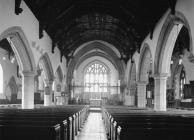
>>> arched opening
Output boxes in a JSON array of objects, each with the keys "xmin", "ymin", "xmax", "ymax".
[
  {"xmin": 37, "ymin": 53, "xmax": 54, "ymax": 106},
  {"xmin": 154, "ymin": 12, "xmax": 192, "ymax": 111},
  {"xmin": 167, "ymin": 26, "xmax": 191, "ymax": 108},
  {"xmin": 67, "ymin": 41, "xmax": 124, "ymax": 102},
  {"xmin": 0, "ymin": 38, "xmax": 21, "ymax": 104},
  {"xmin": 0, "ymin": 27, "xmax": 36, "ymax": 109},
  {"xmin": 138, "ymin": 44, "xmax": 153, "ymax": 108},
  {"xmin": 126, "ymin": 62, "xmax": 137, "ymax": 106},
  {"xmin": 54, "ymin": 66, "xmax": 65, "ymax": 105},
  {"xmin": 0, "ymin": 64, "xmax": 3, "ymax": 94}
]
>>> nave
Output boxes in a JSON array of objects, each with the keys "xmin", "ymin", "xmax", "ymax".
[
  {"xmin": 75, "ymin": 108, "xmax": 107, "ymax": 140},
  {"xmin": 1, "ymin": 104, "xmax": 194, "ymax": 140}
]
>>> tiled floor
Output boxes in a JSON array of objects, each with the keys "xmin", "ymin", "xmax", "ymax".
[{"xmin": 75, "ymin": 112, "xmax": 108, "ymax": 140}]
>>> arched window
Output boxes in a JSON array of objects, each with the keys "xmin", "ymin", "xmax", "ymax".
[
  {"xmin": 84, "ymin": 63, "xmax": 109, "ymax": 93},
  {"xmin": 180, "ymin": 67, "xmax": 186, "ymax": 98},
  {"xmin": 0, "ymin": 64, "xmax": 3, "ymax": 93}
]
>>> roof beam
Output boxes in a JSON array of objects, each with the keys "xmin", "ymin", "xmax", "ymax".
[{"xmin": 15, "ymin": 0, "xmax": 23, "ymax": 15}]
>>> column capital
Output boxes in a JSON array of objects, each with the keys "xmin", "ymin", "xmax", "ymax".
[
  {"xmin": 137, "ymin": 81, "xmax": 147, "ymax": 85},
  {"xmin": 22, "ymin": 70, "xmax": 36, "ymax": 77},
  {"xmin": 44, "ymin": 79, "xmax": 54, "ymax": 86},
  {"xmin": 154, "ymin": 73, "xmax": 169, "ymax": 80}
]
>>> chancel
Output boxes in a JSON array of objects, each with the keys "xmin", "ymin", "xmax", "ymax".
[{"xmin": 1, "ymin": 0, "xmax": 194, "ymax": 140}]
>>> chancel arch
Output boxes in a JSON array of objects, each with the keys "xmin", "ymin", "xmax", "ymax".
[
  {"xmin": 0, "ymin": 26, "xmax": 36, "ymax": 109},
  {"xmin": 72, "ymin": 55, "xmax": 119, "ymax": 105},
  {"xmin": 67, "ymin": 41, "xmax": 125, "ymax": 99}
]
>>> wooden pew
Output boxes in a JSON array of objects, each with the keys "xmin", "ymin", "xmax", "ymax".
[
  {"xmin": 0, "ymin": 105, "xmax": 89, "ymax": 140},
  {"xmin": 0, "ymin": 123, "xmax": 60, "ymax": 140},
  {"xmin": 102, "ymin": 106, "xmax": 194, "ymax": 140}
]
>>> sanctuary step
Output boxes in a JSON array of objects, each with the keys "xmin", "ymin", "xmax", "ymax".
[{"xmin": 89, "ymin": 107, "xmax": 101, "ymax": 112}]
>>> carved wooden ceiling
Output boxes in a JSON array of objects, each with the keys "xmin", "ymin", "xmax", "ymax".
[{"xmin": 22, "ymin": 0, "xmax": 176, "ymax": 63}]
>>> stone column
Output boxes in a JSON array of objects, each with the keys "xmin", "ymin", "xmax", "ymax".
[
  {"xmin": 154, "ymin": 73, "xmax": 168, "ymax": 111},
  {"xmin": 44, "ymin": 80, "xmax": 53, "ymax": 106},
  {"xmin": 137, "ymin": 81, "xmax": 147, "ymax": 108},
  {"xmin": 22, "ymin": 70, "xmax": 35, "ymax": 109}
]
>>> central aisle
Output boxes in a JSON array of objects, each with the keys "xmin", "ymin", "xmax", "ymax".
[{"xmin": 75, "ymin": 111, "xmax": 108, "ymax": 140}]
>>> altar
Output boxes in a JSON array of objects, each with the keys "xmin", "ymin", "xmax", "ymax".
[{"xmin": 90, "ymin": 99, "xmax": 102, "ymax": 107}]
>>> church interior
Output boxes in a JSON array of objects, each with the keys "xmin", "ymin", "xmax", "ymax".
[{"xmin": 1, "ymin": 0, "xmax": 194, "ymax": 140}]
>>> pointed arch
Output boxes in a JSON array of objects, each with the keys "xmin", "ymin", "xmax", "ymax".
[
  {"xmin": 84, "ymin": 60, "xmax": 110, "ymax": 94},
  {"xmin": 138, "ymin": 43, "xmax": 153, "ymax": 82},
  {"xmin": 0, "ymin": 64, "xmax": 3, "ymax": 93},
  {"xmin": 129, "ymin": 62, "xmax": 136, "ymax": 87},
  {"xmin": 55, "ymin": 66, "xmax": 63, "ymax": 83},
  {"xmin": 154, "ymin": 12, "xmax": 193, "ymax": 75},
  {"xmin": 38, "ymin": 53, "xmax": 54, "ymax": 81},
  {"xmin": 128, "ymin": 62, "xmax": 137, "ymax": 96},
  {"xmin": 0, "ymin": 26, "xmax": 36, "ymax": 72},
  {"xmin": 67, "ymin": 41, "xmax": 125, "ymax": 94}
]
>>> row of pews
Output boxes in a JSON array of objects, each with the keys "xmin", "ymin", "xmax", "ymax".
[
  {"xmin": 102, "ymin": 106, "xmax": 194, "ymax": 140},
  {"xmin": 0, "ymin": 105, "xmax": 89, "ymax": 140}
]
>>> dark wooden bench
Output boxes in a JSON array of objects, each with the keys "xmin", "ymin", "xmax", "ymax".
[
  {"xmin": 102, "ymin": 106, "xmax": 194, "ymax": 140},
  {"xmin": 0, "ymin": 124, "xmax": 60, "ymax": 140},
  {"xmin": 0, "ymin": 105, "xmax": 89, "ymax": 140}
]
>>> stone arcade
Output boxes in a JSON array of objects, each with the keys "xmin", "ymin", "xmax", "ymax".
[{"xmin": 1, "ymin": 0, "xmax": 194, "ymax": 140}]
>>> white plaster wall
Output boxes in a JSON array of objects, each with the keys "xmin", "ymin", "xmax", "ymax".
[
  {"xmin": 0, "ymin": 0, "xmax": 66, "ymax": 84},
  {"xmin": 125, "ymin": 59, "xmax": 132, "ymax": 86},
  {"xmin": 135, "ymin": 0, "xmax": 194, "ymax": 87},
  {"xmin": 73, "ymin": 40, "xmax": 121, "ymax": 58},
  {"xmin": 137, "ymin": 11, "xmax": 169, "ymax": 77},
  {"xmin": 133, "ymin": 51, "xmax": 140, "ymax": 80},
  {"xmin": 176, "ymin": 0, "xmax": 194, "ymax": 54},
  {"xmin": 0, "ymin": 48, "xmax": 21, "ymax": 99}
]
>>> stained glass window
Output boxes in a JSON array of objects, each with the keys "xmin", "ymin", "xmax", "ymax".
[
  {"xmin": 180, "ymin": 67, "xmax": 186, "ymax": 98},
  {"xmin": 84, "ymin": 63, "xmax": 108, "ymax": 92}
]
